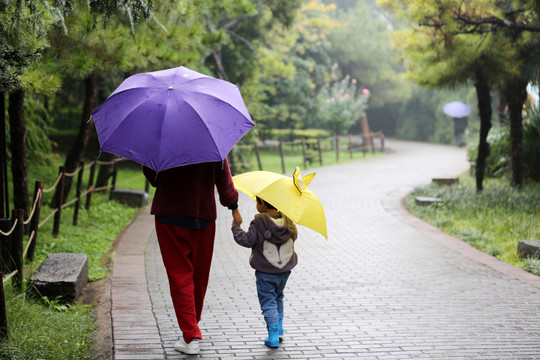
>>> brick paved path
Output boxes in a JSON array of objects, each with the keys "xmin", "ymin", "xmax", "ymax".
[{"xmin": 112, "ymin": 139, "xmax": 540, "ymax": 359}]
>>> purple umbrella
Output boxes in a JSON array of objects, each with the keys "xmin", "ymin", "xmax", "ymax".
[
  {"xmin": 92, "ymin": 66, "xmax": 254, "ymax": 172},
  {"xmin": 443, "ymin": 101, "xmax": 471, "ymax": 118}
]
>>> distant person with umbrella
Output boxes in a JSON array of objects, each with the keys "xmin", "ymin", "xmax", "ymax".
[
  {"xmin": 443, "ymin": 101, "xmax": 471, "ymax": 147},
  {"xmin": 92, "ymin": 66, "xmax": 254, "ymax": 355}
]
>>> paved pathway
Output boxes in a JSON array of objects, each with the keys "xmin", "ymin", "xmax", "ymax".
[{"xmin": 111, "ymin": 139, "xmax": 540, "ymax": 359}]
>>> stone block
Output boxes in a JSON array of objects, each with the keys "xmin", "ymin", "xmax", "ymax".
[
  {"xmin": 110, "ymin": 189, "xmax": 148, "ymax": 208},
  {"xmin": 432, "ymin": 177, "xmax": 459, "ymax": 186},
  {"xmin": 517, "ymin": 240, "xmax": 540, "ymax": 259},
  {"xmin": 30, "ymin": 253, "xmax": 88, "ymax": 303},
  {"xmin": 415, "ymin": 196, "xmax": 443, "ymax": 206}
]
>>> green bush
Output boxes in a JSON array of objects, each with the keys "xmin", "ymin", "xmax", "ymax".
[
  {"xmin": 523, "ymin": 107, "xmax": 540, "ymax": 181},
  {"xmin": 467, "ymin": 108, "xmax": 540, "ymax": 182},
  {"xmin": 467, "ymin": 126, "xmax": 511, "ymax": 179},
  {"xmin": 266, "ymin": 128, "xmax": 331, "ymax": 141},
  {"xmin": 523, "ymin": 259, "xmax": 540, "ymax": 276}
]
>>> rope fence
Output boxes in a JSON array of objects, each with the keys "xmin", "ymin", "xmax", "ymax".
[
  {"xmin": 0, "ymin": 156, "xmax": 147, "ymax": 289},
  {"xmin": 0, "ymin": 219, "xmax": 17, "ymax": 237},
  {"xmin": 0, "ymin": 154, "xmax": 151, "ymax": 339}
]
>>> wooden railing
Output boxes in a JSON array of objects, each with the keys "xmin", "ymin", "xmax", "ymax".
[{"xmin": 228, "ymin": 132, "xmax": 385, "ymax": 175}]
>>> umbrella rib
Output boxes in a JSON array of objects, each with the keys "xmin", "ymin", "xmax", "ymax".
[
  {"xmin": 176, "ymin": 93, "xmax": 248, "ymax": 157},
  {"xmin": 170, "ymin": 94, "xmax": 221, "ymax": 157},
  {"xmin": 100, "ymin": 96, "xmax": 161, "ymax": 149}
]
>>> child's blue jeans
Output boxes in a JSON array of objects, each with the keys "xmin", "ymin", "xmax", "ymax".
[{"xmin": 255, "ymin": 270, "xmax": 291, "ymax": 325}]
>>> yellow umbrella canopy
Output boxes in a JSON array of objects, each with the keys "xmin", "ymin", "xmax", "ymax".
[{"xmin": 232, "ymin": 167, "xmax": 327, "ymax": 240}]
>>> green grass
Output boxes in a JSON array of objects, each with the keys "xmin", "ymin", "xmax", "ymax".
[
  {"xmin": 0, "ymin": 283, "xmax": 96, "ymax": 359},
  {"xmin": 405, "ymin": 176, "xmax": 540, "ymax": 276},
  {"xmin": 234, "ymin": 139, "xmax": 384, "ymax": 174}
]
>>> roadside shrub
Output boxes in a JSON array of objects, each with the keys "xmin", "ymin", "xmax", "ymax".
[
  {"xmin": 523, "ymin": 259, "xmax": 540, "ymax": 276},
  {"xmin": 267, "ymin": 128, "xmax": 331, "ymax": 142},
  {"xmin": 523, "ymin": 107, "xmax": 540, "ymax": 182},
  {"xmin": 467, "ymin": 125, "xmax": 511, "ymax": 179},
  {"xmin": 467, "ymin": 109, "xmax": 540, "ymax": 182},
  {"xmin": 406, "ymin": 177, "xmax": 540, "ymax": 275}
]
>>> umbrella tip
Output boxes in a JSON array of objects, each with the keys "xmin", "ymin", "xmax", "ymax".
[{"xmin": 168, "ymin": 86, "xmax": 173, "ymax": 90}]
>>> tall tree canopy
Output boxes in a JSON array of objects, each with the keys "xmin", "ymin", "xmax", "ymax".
[{"xmin": 378, "ymin": 0, "xmax": 540, "ymax": 189}]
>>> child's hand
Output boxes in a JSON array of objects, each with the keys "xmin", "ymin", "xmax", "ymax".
[{"xmin": 232, "ymin": 208, "xmax": 242, "ymax": 226}]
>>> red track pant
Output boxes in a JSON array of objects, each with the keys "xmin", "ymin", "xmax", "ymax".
[{"xmin": 154, "ymin": 218, "xmax": 216, "ymax": 342}]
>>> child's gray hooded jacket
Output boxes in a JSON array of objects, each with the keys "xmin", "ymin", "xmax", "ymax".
[{"xmin": 232, "ymin": 213, "xmax": 298, "ymax": 274}]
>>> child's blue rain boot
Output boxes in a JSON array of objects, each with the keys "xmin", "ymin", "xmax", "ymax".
[
  {"xmin": 264, "ymin": 324, "xmax": 279, "ymax": 348},
  {"xmin": 278, "ymin": 314, "xmax": 284, "ymax": 337}
]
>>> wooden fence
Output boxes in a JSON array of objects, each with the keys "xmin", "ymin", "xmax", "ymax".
[
  {"xmin": 0, "ymin": 157, "xmax": 146, "ymax": 339},
  {"xmin": 228, "ymin": 132, "xmax": 385, "ymax": 175}
]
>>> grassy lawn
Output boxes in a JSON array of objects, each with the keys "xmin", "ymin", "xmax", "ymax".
[
  {"xmin": 233, "ymin": 138, "xmax": 384, "ymax": 174},
  {"xmin": 1, "ymin": 283, "xmax": 95, "ymax": 359},
  {"xmin": 405, "ymin": 176, "xmax": 540, "ymax": 276}
]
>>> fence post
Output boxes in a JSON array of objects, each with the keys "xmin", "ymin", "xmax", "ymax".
[
  {"xmin": 0, "ymin": 254, "xmax": 6, "ymax": 339},
  {"xmin": 317, "ymin": 138, "xmax": 323, "ymax": 166},
  {"xmin": 348, "ymin": 135, "xmax": 353, "ymax": 159},
  {"xmin": 335, "ymin": 136, "xmax": 340, "ymax": 163},
  {"xmin": 278, "ymin": 141, "xmax": 286, "ymax": 174},
  {"xmin": 26, "ymin": 180, "xmax": 43, "ymax": 262},
  {"xmin": 0, "ymin": 218, "xmax": 12, "ymax": 274},
  {"xmin": 109, "ymin": 162, "xmax": 118, "ymax": 199},
  {"xmin": 253, "ymin": 143, "xmax": 263, "ymax": 170},
  {"xmin": 73, "ymin": 162, "xmax": 84, "ymax": 226},
  {"xmin": 301, "ymin": 139, "xmax": 307, "ymax": 169},
  {"xmin": 12, "ymin": 209, "xmax": 24, "ymax": 290},
  {"xmin": 86, "ymin": 161, "xmax": 96, "ymax": 210},
  {"xmin": 53, "ymin": 166, "xmax": 65, "ymax": 238},
  {"xmin": 362, "ymin": 134, "xmax": 367, "ymax": 156}
]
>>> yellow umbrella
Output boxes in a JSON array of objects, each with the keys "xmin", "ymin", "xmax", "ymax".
[{"xmin": 233, "ymin": 167, "xmax": 327, "ymax": 240}]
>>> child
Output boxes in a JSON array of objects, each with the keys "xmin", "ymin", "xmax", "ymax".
[{"xmin": 231, "ymin": 196, "xmax": 298, "ymax": 348}]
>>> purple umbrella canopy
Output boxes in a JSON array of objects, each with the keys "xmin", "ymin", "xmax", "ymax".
[
  {"xmin": 443, "ymin": 101, "xmax": 471, "ymax": 118},
  {"xmin": 92, "ymin": 66, "xmax": 254, "ymax": 172}
]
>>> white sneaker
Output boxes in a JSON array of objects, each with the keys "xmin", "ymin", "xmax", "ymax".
[{"xmin": 174, "ymin": 338, "xmax": 200, "ymax": 355}]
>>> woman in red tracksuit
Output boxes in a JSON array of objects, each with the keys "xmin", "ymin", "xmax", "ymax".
[{"xmin": 143, "ymin": 158, "xmax": 241, "ymax": 355}]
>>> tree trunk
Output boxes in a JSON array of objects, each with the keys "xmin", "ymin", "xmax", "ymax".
[
  {"xmin": 503, "ymin": 77, "xmax": 528, "ymax": 188},
  {"xmin": 95, "ymin": 152, "xmax": 115, "ymax": 188},
  {"xmin": 473, "ymin": 68, "xmax": 492, "ymax": 193},
  {"xmin": 212, "ymin": 49, "xmax": 229, "ymax": 81},
  {"xmin": 359, "ymin": 115, "xmax": 372, "ymax": 151},
  {"xmin": 8, "ymin": 89, "xmax": 29, "ymax": 215},
  {"xmin": 496, "ymin": 90, "xmax": 508, "ymax": 126},
  {"xmin": 57, "ymin": 72, "xmax": 98, "ymax": 203},
  {"xmin": 1, "ymin": 91, "xmax": 9, "ymax": 218}
]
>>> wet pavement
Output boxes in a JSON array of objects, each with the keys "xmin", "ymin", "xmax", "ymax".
[{"xmin": 111, "ymin": 139, "xmax": 540, "ymax": 359}]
